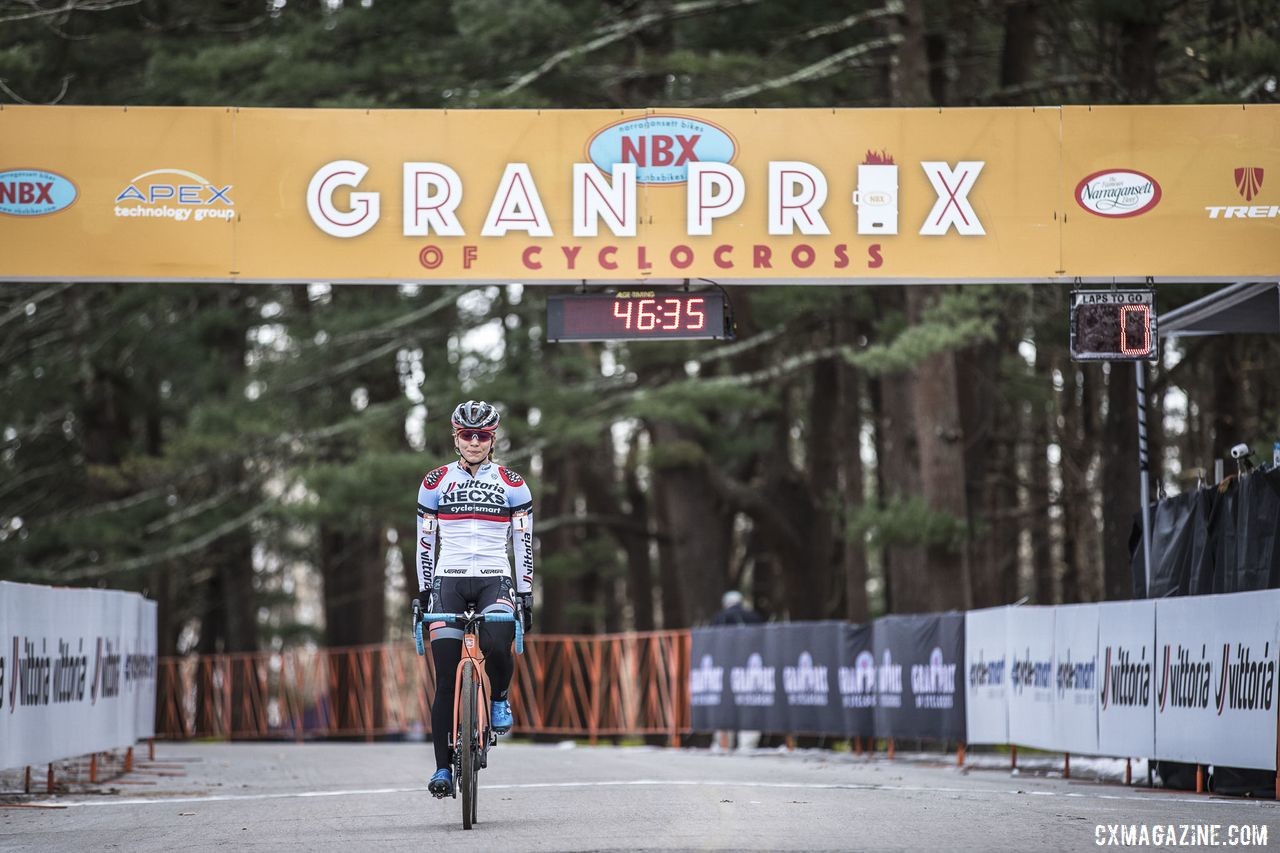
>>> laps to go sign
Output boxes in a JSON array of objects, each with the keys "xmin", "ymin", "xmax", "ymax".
[
  {"xmin": 546, "ymin": 292, "xmax": 731, "ymax": 342},
  {"xmin": 1069, "ymin": 289, "xmax": 1157, "ymax": 361}
]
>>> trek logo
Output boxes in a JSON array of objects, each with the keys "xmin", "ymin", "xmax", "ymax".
[
  {"xmin": 114, "ymin": 168, "xmax": 235, "ymax": 223},
  {"xmin": 0, "ymin": 168, "xmax": 77, "ymax": 216},
  {"xmin": 587, "ymin": 115, "xmax": 736, "ymax": 185},
  {"xmin": 1235, "ymin": 166, "xmax": 1264, "ymax": 201},
  {"xmin": 1206, "ymin": 166, "xmax": 1276, "ymax": 219}
]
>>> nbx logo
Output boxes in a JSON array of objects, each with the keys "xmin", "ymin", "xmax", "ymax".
[
  {"xmin": 1235, "ymin": 166, "xmax": 1264, "ymax": 201},
  {"xmin": 0, "ymin": 181, "xmax": 54, "ymax": 205},
  {"xmin": 621, "ymin": 134, "xmax": 700, "ymax": 168}
]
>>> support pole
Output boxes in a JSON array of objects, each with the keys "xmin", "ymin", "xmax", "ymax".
[
  {"xmin": 957, "ymin": 743, "xmax": 966, "ymax": 767},
  {"xmin": 1196, "ymin": 764, "xmax": 1204, "ymax": 793},
  {"xmin": 1135, "ymin": 361, "xmax": 1153, "ymax": 597},
  {"xmin": 1064, "ymin": 752, "xmax": 1070, "ymax": 779},
  {"xmin": 1126, "ymin": 758, "xmax": 1132, "ymax": 786},
  {"xmin": 23, "ymin": 767, "xmax": 30, "ymax": 794},
  {"xmin": 89, "ymin": 754, "xmax": 98, "ymax": 784},
  {"xmin": 46, "ymin": 764, "xmax": 54, "ymax": 794},
  {"xmin": 1011, "ymin": 745, "xmax": 1018, "ymax": 771},
  {"xmin": 887, "ymin": 738, "xmax": 895, "ymax": 759}
]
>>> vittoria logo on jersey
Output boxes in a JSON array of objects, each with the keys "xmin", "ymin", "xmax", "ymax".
[
  {"xmin": 422, "ymin": 466, "xmax": 448, "ymax": 490},
  {"xmin": 439, "ymin": 479, "xmax": 508, "ymax": 519}
]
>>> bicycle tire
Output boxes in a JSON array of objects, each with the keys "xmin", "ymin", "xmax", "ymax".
[{"xmin": 460, "ymin": 660, "xmax": 477, "ymax": 830}]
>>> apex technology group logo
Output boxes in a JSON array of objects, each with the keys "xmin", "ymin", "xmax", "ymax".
[
  {"xmin": 115, "ymin": 168, "xmax": 234, "ymax": 223},
  {"xmin": 690, "ymin": 654, "xmax": 724, "ymax": 706},
  {"xmin": 839, "ymin": 650, "xmax": 877, "ymax": 709},
  {"xmin": 730, "ymin": 653, "xmax": 776, "ymax": 706},
  {"xmin": 783, "ymin": 651, "xmax": 829, "ymax": 706},
  {"xmin": 911, "ymin": 647, "xmax": 958, "ymax": 709}
]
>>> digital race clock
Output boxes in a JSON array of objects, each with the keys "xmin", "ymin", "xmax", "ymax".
[
  {"xmin": 1069, "ymin": 289, "xmax": 1157, "ymax": 361},
  {"xmin": 547, "ymin": 292, "xmax": 732, "ymax": 342}
]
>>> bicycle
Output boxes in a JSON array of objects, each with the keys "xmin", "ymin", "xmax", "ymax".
[{"xmin": 413, "ymin": 599, "xmax": 525, "ymax": 830}]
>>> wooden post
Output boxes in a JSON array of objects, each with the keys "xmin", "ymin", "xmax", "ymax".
[
  {"xmin": 1011, "ymin": 745, "xmax": 1018, "ymax": 770},
  {"xmin": 89, "ymin": 754, "xmax": 98, "ymax": 784},
  {"xmin": 148, "ymin": 739, "xmax": 155, "ymax": 760},
  {"xmin": 785, "ymin": 736, "xmax": 795, "ymax": 752},
  {"xmin": 957, "ymin": 743, "xmax": 966, "ymax": 767},
  {"xmin": 1125, "ymin": 758, "xmax": 1132, "ymax": 786},
  {"xmin": 1196, "ymin": 764, "xmax": 1204, "ymax": 793},
  {"xmin": 125, "ymin": 747, "xmax": 134, "ymax": 773},
  {"xmin": 46, "ymin": 764, "xmax": 54, "ymax": 794},
  {"xmin": 854, "ymin": 736, "xmax": 862, "ymax": 754},
  {"xmin": 887, "ymin": 738, "xmax": 895, "ymax": 760},
  {"xmin": 23, "ymin": 767, "xmax": 30, "ymax": 794}
]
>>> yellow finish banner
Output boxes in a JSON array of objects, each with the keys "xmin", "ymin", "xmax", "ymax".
[{"xmin": 1, "ymin": 105, "xmax": 1276, "ymax": 283}]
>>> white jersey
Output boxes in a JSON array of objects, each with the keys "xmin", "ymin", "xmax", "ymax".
[{"xmin": 416, "ymin": 460, "xmax": 534, "ymax": 594}]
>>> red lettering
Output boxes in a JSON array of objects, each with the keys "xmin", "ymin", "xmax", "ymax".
[
  {"xmin": 791, "ymin": 244, "xmax": 815, "ymax": 269},
  {"xmin": 599, "ymin": 246, "xmax": 618, "ymax": 270},
  {"xmin": 522, "ymin": 246, "xmax": 542, "ymax": 270},
  {"xmin": 463, "ymin": 245, "xmax": 478, "ymax": 269},
  {"xmin": 34, "ymin": 183, "xmax": 53, "ymax": 204},
  {"xmin": 675, "ymin": 135, "xmax": 700, "ymax": 166},
  {"xmin": 621, "ymin": 137, "xmax": 646, "ymax": 168},
  {"xmin": 714, "ymin": 245, "xmax": 734, "ymax": 269},
  {"xmin": 753, "ymin": 244, "xmax": 773, "ymax": 269},
  {"xmin": 19, "ymin": 183, "xmax": 34, "ymax": 204},
  {"xmin": 670, "ymin": 245, "xmax": 693, "ymax": 269},
  {"xmin": 561, "ymin": 245, "xmax": 582, "ymax": 269},
  {"xmin": 651, "ymin": 136, "xmax": 675, "ymax": 167},
  {"xmin": 867, "ymin": 244, "xmax": 883, "ymax": 269},
  {"xmin": 833, "ymin": 244, "xmax": 849, "ymax": 269},
  {"xmin": 637, "ymin": 246, "xmax": 653, "ymax": 270}
]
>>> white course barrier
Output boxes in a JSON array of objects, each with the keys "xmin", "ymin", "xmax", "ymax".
[
  {"xmin": 1154, "ymin": 590, "xmax": 1280, "ymax": 771},
  {"xmin": 965, "ymin": 590, "xmax": 1280, "ymax": 771},
  {"xmin": 0, "ymin": 581, "xmax": 157, "ymax": 771}
]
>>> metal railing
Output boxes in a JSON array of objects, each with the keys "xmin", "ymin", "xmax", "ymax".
[{"xmin": 156, "ymin": 630, "xmax": 691, "ymax": 745}]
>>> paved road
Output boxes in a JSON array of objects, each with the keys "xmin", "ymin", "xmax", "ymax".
[{"xmin": 3, "ymin": 742, "xmax": 1278, "ymax": 852}]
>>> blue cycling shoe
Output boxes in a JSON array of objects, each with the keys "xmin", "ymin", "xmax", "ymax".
[
  {"xmin": 491, "ymin": 699, "xmax": 513, "ymax": 734},
  {"xmin": 428, "ymin": 767, "xmax": 453, "ymax": 799}
]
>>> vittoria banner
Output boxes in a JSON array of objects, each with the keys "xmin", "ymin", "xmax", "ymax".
[
  {"xmin": 1097, "ymin": 600, "xmax": 1156, "ymax": 759},
  {"xmin": 0, "ymin": 582, "xmax": 157, "ymax": 771},
  {"xmin": 1153, "ymin": 590, "xmax": 1280, "ymax": 770},
  {"xmin": 1006, "ymin": 606, "xmax": 1057, "ymax": 751},
  {"xmin": 872, "ymin": 613, "xmax": 966, "ymax": 740},
  {"xmin": 1, "ymin": 105, "xmax": 1276, "ymax": 284},
  {"xmin": 964, "ymin": 606, "xmax": 1009, "ymax": 745}
]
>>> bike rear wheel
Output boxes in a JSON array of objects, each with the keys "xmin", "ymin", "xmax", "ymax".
[{"xmin": 460, "ymin": 660, "xmax": 478, "ymax": 830}]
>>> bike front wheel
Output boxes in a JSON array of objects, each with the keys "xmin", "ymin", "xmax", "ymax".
[{"xmin": 460, "ymin": 660, "xmax": 478, "ymax": 829}]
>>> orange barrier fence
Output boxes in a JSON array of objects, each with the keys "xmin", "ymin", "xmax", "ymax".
[{"xmin": 156, "ymin": 631, "xmax": 691, "ymax": 744}]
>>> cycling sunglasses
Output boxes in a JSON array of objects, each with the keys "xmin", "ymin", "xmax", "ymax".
[{"xmin": 455, "ymin": 429, "xmax": 495, "ymax": 443}]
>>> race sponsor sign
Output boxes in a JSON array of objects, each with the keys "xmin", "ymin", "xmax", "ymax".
[
  {"xmin": 1007, "ymin": 605, "xmax": 1056, "ymax": 751},
  {"xmin": 840, "ymin": 623, "xmax": 876, "ymax": 737},
  {"xmin": 872, "ymin": 613, "xmax": 965, "ymax": 740},
  {"xmin": 1053, "ymin": 603, "xmax": 1099, "ymax": 755},
  {"xmin": 0, "ymin": 582, "xmax": 157, "ymax": 771},
  {"xmin": 1097, "ymin": 600, "xmax": 1156, "ymax": 759},
  {"xmin": 964, "ymin": 606, "xmax": 1009, "ymax": 745},
  {"xmin": 2, "ymin": 104, "xmax": 1276, "ymax": 283},
  {"xmin": 1153, "ymin": 590, "xmax": 1280, "ymax": 770}
]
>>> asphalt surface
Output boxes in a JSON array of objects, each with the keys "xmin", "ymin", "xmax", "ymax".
[{"xmin": 3, "ymin": 742, "xmax": 1279, "ymax": 852}]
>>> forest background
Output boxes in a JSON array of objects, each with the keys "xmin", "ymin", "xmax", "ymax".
[{"xmin": 1, "ymin": 0, "xmax": 1278, "ymax": 661}]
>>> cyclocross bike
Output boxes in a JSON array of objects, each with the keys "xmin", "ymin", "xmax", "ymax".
[{"xmin": 413, "ymin": 599, "xmax": 525, "ymax": 830}]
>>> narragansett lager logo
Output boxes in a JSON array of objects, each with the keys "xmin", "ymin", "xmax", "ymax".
[{"xmin": 1075, "ymin": 169, "xmax": 1161, "ymax": 218}]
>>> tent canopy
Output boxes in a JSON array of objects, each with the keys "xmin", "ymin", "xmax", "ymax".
[{"xmin": 1160, "ymin": 282, "xmax": 1280, "ymax": 338}]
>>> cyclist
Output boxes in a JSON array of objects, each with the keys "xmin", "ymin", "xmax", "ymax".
[{"xmin": 416, "ymin": 400, "xmax": 535, "ymax": 799}]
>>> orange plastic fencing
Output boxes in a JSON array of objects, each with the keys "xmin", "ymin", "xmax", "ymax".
[{"xmin": 155, "ymin": 631, "xmax": 691, "ymax": 744}]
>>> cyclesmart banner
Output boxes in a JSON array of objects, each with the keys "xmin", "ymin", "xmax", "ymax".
[
  {"xmin": 872, "ymin": 613, "xmax": 965, "ymax": 740},
  {"xmin": 1097, "ymin": 600, "xmax": 1156, "ymax": 759},
  {"xmin": 964, "ymin": 606, "xmax": 1009, "ymax": 745},
  {"xmin": 1153, "ymin": 590, "xmax": 1280, "ymax": 770},
  {"xmin": 1052, "ymin": 603, "xmax": 1099, "ymax": 756},
  {"xmin": 2, "ymin": 105, "xmax": 1277, "ymax": 284},
  {"xmin": 0, "ymin": 581, "xmax": 158, "ymax": 771},
  {"xmin": 1006, "ymin": 605, "xmax": 1056, "ymax": 751}
]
